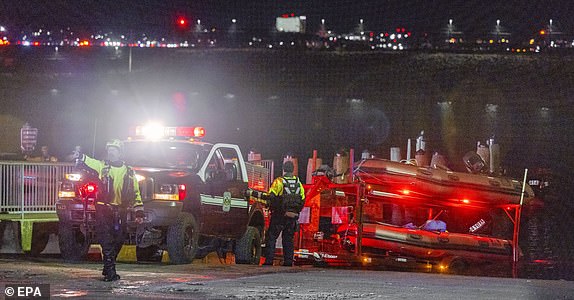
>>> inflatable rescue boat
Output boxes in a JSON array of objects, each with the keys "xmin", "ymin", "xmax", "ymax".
[
  {"xmin": 338, "ymin": 222, "xmax": 513, "ymax": 265},
  {"xmin": 354, "ymin": 159, "xmax": 534, "ymax": 207}
]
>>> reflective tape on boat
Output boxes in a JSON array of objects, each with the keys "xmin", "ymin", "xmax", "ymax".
[{"xmin": 371, "ymin": 190, "xmax": 401, "ymax": 198}]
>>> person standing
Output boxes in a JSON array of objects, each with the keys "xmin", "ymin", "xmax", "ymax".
[
  {"xmin": 262, "ymin": 160, "xmax": 305, "ymax": 266},
  {"xmin": 65, "ymin": 145, "xmax": 82, "ymax": 162},
  {"xmin": 75, "ymin": 139, "xmax": 144, "ymax": 281},
  {"xmin": 25, "ymin": 145, "xmax": 58, "ymax": 162},
  {"xmin": 40, "ymin": 145, "xmax": 58, "ymax": 162}
]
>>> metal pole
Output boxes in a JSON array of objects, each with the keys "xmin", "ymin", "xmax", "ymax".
[
  {"xmin": 91, "ymin": 118, "xmax": 97, "ymax": 157},
  {"xmin": 312, "ymin": 150, "xmax": 317, "ymax": 179},
  {"xmin": 128, "ymin": 47, "xmax": 132, "ymax": 73},
  {"xmin": 349, "ymin": 148, "xmax": 354, "ymax": 183},
  {"xmin": 512, "ymin": 168, "xmax": 529, "ymax": 277},
  {"xmin": 355, "ymin": 183, "xmax": 362, "ymax": 257}
]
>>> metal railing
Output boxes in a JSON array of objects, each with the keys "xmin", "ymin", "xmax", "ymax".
[
  {"xmin": 246, "ymin": 159, "xmax": 274, "ymax": 192},
  {"xmin": 0, "ymin": 161, "xmax": 74, "ymax": 216}
]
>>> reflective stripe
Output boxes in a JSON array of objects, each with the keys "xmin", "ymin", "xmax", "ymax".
[
  {"xmin": 200, "ymin": 194, "xmax": 248, "ymax": 208},
  {"xmin": 281, "ymin": 177, "xmax": 300, "ymax": 195}
]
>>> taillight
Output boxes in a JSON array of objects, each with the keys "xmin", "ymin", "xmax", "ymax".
[
  {"xmin": 178, "ymin": 184, "xmax": 187, "ymax": 200},
  {"xmin": 80, "ymin": 182, "xmax": 98, "ymax": 197}
]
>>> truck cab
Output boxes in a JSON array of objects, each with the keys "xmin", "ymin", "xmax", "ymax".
[{"xmin": 56, "ymin": 125, "xmax": 267, "ymax": 264}]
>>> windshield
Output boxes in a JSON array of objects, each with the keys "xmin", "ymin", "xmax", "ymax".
[{"xmin": 123, "ymin": 140, "xmax": 209, "ymax": 169}]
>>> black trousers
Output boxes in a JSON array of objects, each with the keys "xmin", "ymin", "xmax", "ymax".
[
  {"xmin": 264, "ymin": 213, "xmax": 297, "ymax": 265},
  {"xmin": 95, "ymin": 204, "xmax": 126, "ymax": 274}
]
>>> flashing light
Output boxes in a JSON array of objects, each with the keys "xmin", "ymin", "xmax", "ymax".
[
  {"xmin": 539, "ymin": 30, "xmax": 545, "ymax": 35},
  {"xmin": 132, "ymin": 124, "xmax": 205, "ymax": 139},
  {"xmin": 176, "ymin": 17, "xmax": 190, "ymax": 30},
  {"xmin": 81, "ymin": 182, "xmax": 98, "ymax": 196},
  {"xmin": 401, "ymin": 189, "xmax": 410, "ymax": 195},
  {"xmin": 461, "ymin": 199, "xmax": 470, "ymax": 204}
]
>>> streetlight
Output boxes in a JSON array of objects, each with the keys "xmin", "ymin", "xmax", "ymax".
[
  {"xmin": 447, "ymin": 19, "xmax": 453, "ymax": 42},
  {"xmin": 548, "ymin": 19, "xmax": 553, "ymax": 47},
  {"xmin": 358, "ymin": 19, "xmax": 365, "ymax": 35},
  {"xmin": 318, "ymin": 18, "xmax": 328, "ymax": 38}
]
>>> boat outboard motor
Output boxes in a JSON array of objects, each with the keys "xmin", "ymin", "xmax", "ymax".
[{"xmin": 463, "ymin": 151, "xmax": 486, "ymax": 174}]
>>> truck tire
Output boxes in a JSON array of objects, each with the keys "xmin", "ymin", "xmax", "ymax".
[
  {"xmin": 166, "ymin": 212, "xmax": 199, "ymax": 264},
  {"xmin": 234, "ymin": 226, "xmax": 261, "ymax": 264},
  {"xmin": 58, "ymin": 223, "xmax": 90, "ymax": 262}
]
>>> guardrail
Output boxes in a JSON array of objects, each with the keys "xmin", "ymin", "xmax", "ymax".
[{"xmin": 0, "ymin": 161, "xmax": 74, "ymax": 216}]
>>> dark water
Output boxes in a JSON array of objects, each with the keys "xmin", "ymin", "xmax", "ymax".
[{"xmin": 1, "ymin": 46, "xmax": 573, "ymax": 279}]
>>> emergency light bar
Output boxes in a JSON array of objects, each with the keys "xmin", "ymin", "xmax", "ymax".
[{"xmin": 132, "ymin": 125, "xmax": 206, "ymax": 139}]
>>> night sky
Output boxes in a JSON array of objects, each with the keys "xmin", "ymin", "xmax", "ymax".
[{"xmin": 1, "ymin": 1, "xmax": 572, "ymax": 39}]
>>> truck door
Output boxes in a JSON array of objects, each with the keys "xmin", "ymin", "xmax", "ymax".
[{"xmin": 199, "ymin": 145, "xmax": 249, "ymax": 238}]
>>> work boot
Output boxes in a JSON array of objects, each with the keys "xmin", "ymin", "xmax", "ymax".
[
  {"xmin": 102, "ymin": 252, "xmax": 118, "ymax": 281},
  {"xmin": 103, "ymin": 273, "xmax": 121, "ymax": 282}
]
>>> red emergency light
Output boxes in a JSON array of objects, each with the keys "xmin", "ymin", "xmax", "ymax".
[
  {"xmin": 176, "ymin": 126, "xmax": 205, "ymax": 138},
  {"xmin": 81, "ymin": 182, "xmax": 98, "ymax": 196},
  {"xmin": 131, "ymin": 125, "xmax": 206, "ymax": 139}
]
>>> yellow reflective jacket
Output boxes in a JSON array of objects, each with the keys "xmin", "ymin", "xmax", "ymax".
[
  {"xmin": 83, "ymin": 155, "xmax": 143, "ymax": 208},
  {"xmin": 268, "ymin": 175, "xmax": 305, "ymax": 199}
]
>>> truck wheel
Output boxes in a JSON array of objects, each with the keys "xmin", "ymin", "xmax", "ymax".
[
  {"xmin": 58, "ymin": 223, "xmax": 90, "ymax": 262},
  {"xmin": 166, "ymin": 212, "xmax": 199, "ymax": 264},
  {"xmin": 234, "ymin": 226, "xmax": 261, "ymax": 264}
]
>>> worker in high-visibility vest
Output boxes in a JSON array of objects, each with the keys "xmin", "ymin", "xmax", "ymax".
[
  {"xmin": 75, "ymin": 139, "xmax": 143, "ymax": 281},
  {"xmin": 262, "ymin": 161, "xmax": 305, "ymax": 266}
]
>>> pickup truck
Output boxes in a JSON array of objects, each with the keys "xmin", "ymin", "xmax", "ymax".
[{"xmin": 56, "ymin": 126, "xmax": 271, "ymax": 264}]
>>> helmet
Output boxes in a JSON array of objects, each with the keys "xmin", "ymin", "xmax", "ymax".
[{"xmin": 106, "ymin": 139, "xmax": 123, "ymax": 151}]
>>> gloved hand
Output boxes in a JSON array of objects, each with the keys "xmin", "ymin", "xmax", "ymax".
[{"xmin": 245, "ymin": 190, "xmax": 264, "ymax": 199}]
